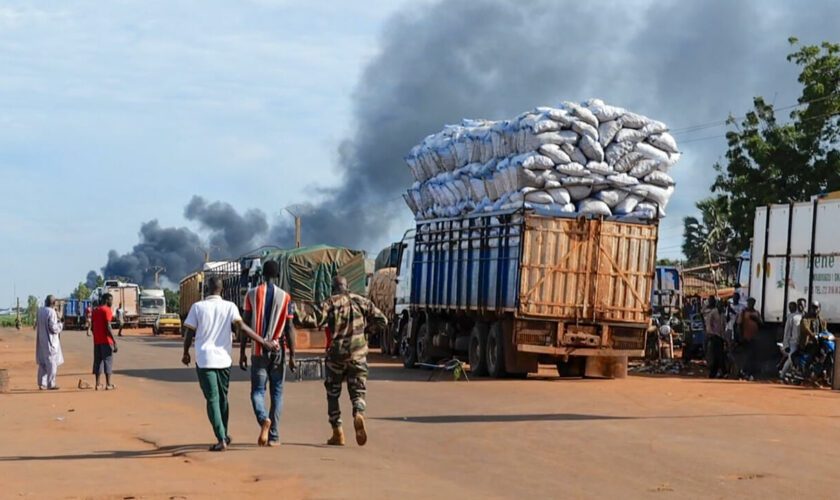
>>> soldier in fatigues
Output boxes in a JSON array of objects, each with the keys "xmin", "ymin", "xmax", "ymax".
[{"xmin": 315, "ymin": 276, "xmax": 387, "ymax": 446}]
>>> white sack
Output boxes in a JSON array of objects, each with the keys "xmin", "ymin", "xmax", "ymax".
[
  {"xmin": 644, "ymin": 170, "xmax": 676, "ymax": 186},
  {"xmin": 598, "ymin": 120, "xmax": 621, "ymax": 147},
  {"xmin": 524, "ymin": 190, "xmax": 555, "ymax": 204},
  {"xmin": 547, "ymin": 187, "xmax": 571, "ymax": 205},
  {"xmin": 572, "ymin": 120, "xmax": 598, "ymax": 140},
  {"xmin": 595, "ymin": 189, "xmax": 629, "ymax": 208},
  {"xmin": 587, "ymin": 161, "xmax": 613, "ymax": 176},
  {"xmin": 557, "ymin": 162, "xmax": 587, "ymax": 177},
  {"xmin": 579, "ymin": 135, "xmax": 605, "ymax": 162},
  {"xmin": 578, "ymin": 199, "xmax": 612, "ymax": 216},
  {"xmin": 539, "ymin": 143, "xmax": 572, "ymax": 164},
  {"xmin": 614, "ymin": 194, "xmax": 643, "ymax": 215}
]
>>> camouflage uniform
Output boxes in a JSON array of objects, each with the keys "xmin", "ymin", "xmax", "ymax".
[{"xmin": 316, "ymin": 292, "xmax": 387, "ymax": 427}]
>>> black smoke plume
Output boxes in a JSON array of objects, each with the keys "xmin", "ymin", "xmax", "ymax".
[{"xmin": 92, "ymin": 0, "xmax": 840, "ymax": 285}]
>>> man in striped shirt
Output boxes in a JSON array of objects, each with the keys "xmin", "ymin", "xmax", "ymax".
[{"xmin": 240, "ymin": 260, "xmax": 297, "ymax": 447}]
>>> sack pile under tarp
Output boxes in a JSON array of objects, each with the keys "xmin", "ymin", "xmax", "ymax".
[{"xmin": 402, "ymin": 99, "xmax": 680, "ymax": 220}]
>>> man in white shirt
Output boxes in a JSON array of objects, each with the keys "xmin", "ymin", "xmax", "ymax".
[
  {"xmin": 780, "ymin": 301, "xmax": 803, "ymax": 380},
  {"xmin": 182, "ymin": 276, "xmax": 276, "ymax": 452}
]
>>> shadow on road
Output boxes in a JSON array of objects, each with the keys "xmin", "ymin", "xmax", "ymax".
[
  {"xmin": 375, "ymin": 413, "xmax": 631, "ymax": 424},
  {"xmin": 0, "ymin": 443, "xmax": 260, "ymax": 462},
  {"xmin": 116, "ymin": 368, "xmax": 252, "ymax": 384},
  {"xmin": 375, "ymin": 411, "xmax": 840, "ymax": 424}
]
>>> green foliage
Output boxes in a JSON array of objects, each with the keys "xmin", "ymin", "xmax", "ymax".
[
  {"xmin": 95, "ymin": 275, "xmax": 104, "ymax": 288},
  {"xmin": 164, "ymin": 288, "xmax": 180, "ymax": 314},
  {"xmin": 71, "ymin": 282, "xmax": 91, "ymax": 300},
  {"xmin": 682, "ymin": 196, "xmax": 737, "ymax": 266},
  {"xmin": 686, "ymin": 39, "xmax": 840, "ymax": 258},
  {"xmin": 26, "ymin": 295, "xmax": 38, "ymax": 324}
]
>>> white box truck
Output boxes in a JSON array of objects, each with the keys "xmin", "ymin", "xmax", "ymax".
[{"xmin": 738, "ymin": 194, "xmax": 840, "ymax": 329}]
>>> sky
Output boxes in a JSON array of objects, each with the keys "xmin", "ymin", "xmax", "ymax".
[{"xmin": 2, "ymin": 0, "xmax": 839, "ymax": 305}]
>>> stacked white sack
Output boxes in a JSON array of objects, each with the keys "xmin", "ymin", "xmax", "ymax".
[{"xmin": 402, "ymin": 99, "xmax": 680, "ymax": 220}]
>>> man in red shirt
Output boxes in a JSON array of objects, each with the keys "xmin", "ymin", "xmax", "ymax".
[{"xmin": 91, "ymin": 293, "xmax": 119, "ymax": 390}]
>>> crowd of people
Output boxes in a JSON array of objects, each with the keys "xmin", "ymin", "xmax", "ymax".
[
  {"xmin": 33, "ymin": 260, "xmax": 388, "ymax": 453},
  {"xmin": 699, "ymin": 293, "xmax": 828, "ymax": 381}
]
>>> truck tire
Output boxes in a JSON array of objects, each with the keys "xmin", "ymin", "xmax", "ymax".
[
  {"xmin": 381, "ymin": 325, "xmax": 391, "ymax": 356},
  {"xmin": 556, "ymin": 356, "xmax": 586, "ymax": 378},
  {"xmin": 401, "ymin": 328, "xmax": 418, "ymax": 369},
  {"xmin": 486, "ymin": 321, "xmax": 506, "ymax": 378},
  {"xmin": 416, "ymin": 322, "xmax": 434, "ymax": 365},
  {"xmin": 468, "ymin": 323, "xmax": 489, "ymax": 376}
]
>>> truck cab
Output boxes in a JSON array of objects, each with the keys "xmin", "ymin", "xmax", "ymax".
[{"xmin": 139, "ymin": 289, "xmax": 166, "ymax": 327}]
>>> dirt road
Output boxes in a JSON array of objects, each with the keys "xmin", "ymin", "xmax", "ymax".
[{"xmin": 2, "ymin": 327, "xmax": 840, "ymax": 499}]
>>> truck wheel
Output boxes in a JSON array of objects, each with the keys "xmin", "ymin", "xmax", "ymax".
[
  {"xmin": 401, "ymin": 326, "xmax": 418, "ymax": 369},
  {"xmin": 556, "ymin": 356, "xmax": 586, "ymax": 378},
  {"xmin": 416, "ymin": 322, "xmax": 434, "ymax": 365},
  {"xmin": 380, "ymin": 326, "xmax": 391, "ymax": 355},
  {"xmin": 468, "ymin": 323, "xmax": 489, "ymax": 376},
  {"xmin": 486, "ymin": 321, "xmax": 506, "ymax": 378}
]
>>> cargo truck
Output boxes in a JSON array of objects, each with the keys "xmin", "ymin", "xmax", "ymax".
[
  {"xmin": 92, "ymin": 280, "xmax": 140, "ymax": 328},
  {"xmin": 387, "ymin": 208, "xmax": 658, "ymax": 378},
  {"xmin": 737, "ymin": 193, "xmax": 840, "ymax": 331},
  {"xmin": 62, "ymin": 299, "xmax": 92, "ymax": 330},
  {"xmin": 139, "ymin": 289, "xmax": 166, "ymax": 327}
]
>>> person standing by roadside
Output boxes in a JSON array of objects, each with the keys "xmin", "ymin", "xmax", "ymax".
[
  {"xmin": 182, "ymin": 276, "xmax": 276, "ymax": 452},
  {"xmin": 240, "ymin": 260, "xmax": 297, "ymax": 447},
  {"xmin": 91, "ymin": 294, "xmax": 118, "ymax": 390},
  {"xmin": 116, "ymin": 303, "xmax": 125, "ymax": 337},
  {"xmin": 736, "ymin": 298, "xmax": 763, "ymax": 380},
  {"xmin": 315, "ymin": 276, "xmax": 387, "ymax": 447},
  {"xmin": 35, "ymin": 295, "xmax": 64, "ymax": 390},
  {"xmin": 85, "ymin": 304, "xmax": 93, "ymax": 337},
  {"xmin": 780, "ymin": 301, "xmax": 803, "ymax": 380},
  {"xmin": 703, "ymin": 296, "xmax": 725, "ymax": 378}
]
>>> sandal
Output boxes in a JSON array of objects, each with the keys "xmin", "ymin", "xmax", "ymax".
[
  {"xmin": 105, "ymin": 384, "xmax": 116, "ymax": 391},
  {"xmin": 208, "ymin": 441, "xmax": 227, "ymax": 452},
  {"xmin": 95, "ymin": 384, "xmax": 105, "ymax": 391}
]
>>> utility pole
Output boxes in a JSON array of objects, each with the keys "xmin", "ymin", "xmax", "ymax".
[
  {"xmin": 195, "ymin": 246, "xmax": 219, "ymax": 263},
  {"xmin": 146, "ymin": 266, "xmax": 166, "ymax": 288},
  {"xmin": 285, "ymin": 206, "xmax": 303, "ymax": 248}
]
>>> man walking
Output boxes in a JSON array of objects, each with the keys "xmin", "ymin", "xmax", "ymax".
[
  {"xmin": 182, "ymin": 276, "xmax": 276, "ymax": 452},
  {"xmin": 780, "ymin": 301, "xmax": 803, "ymax": 380},
  {"xmin": 35, "ymin": 295, "xmax": 64, "ymax": 390},
  {"xmin": 703, "ymin": 296, "xmax": 725, "ymax": 378},
  {"xmin": 116, "ymin": 303, "xmax": 125, "ymax": 337},
  {"xmin": 315, "ymin": 276, "xmax": 387, "ymax": 447},
  {"xmin": 240, "ymin": 260, "xmax": 297, "ymax": 447},
  {"xmin": 91, "ymin": 293, "xmax": 118, "ymax": 390}
]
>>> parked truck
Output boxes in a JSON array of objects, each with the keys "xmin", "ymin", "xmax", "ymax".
[
  {"xmin": 62, "ymin": 299, "xmax": 92, "ymax": 330},
  {"xmin": 92, "ymin": 280, "xmax": 140, "ymax": 328},
  {"xmin": 139, "ymin": 289, "xmax": 166, "ymax": 327},
  {"xmin": 385, "ymin": 209, "xmax": 658, "ymax": 378},
  {"xmin": 737, "ymin": 193, "xmax": 840, "ymax": 331}
]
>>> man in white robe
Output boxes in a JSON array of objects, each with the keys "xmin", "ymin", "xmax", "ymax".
[{"xmin": 35, "ymin": 295, "xmax": 64, "ymax": 390}]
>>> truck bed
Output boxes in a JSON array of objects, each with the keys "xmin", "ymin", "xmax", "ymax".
[{"xmin": 411, "ymin": 210, "xmax": 657, "ymax": 327}]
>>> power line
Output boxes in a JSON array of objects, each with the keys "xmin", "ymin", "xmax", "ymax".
[{"xmin": 669, "ymin": 93, "xmax": 839, "ymax": 136}]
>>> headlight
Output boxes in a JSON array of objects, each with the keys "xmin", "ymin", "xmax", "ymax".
[{"xmin": 659, "ymin": 325, "xmax": 672, "ymax": 336}]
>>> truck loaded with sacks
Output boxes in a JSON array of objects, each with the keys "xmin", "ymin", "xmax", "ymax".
[{"xmin": 387, "ymin": 99, "xmax": 680, "ymax": 378}]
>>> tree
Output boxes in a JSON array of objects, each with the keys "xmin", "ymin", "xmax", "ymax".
[
  {"xmin": 685, "ymin": 38, "xmax": 840, "ymax": 257},
  {"xmin": 71, "ymin": 282, "xmax": 91, "ymax": 300},
  {"xmin": 26, "ymin": 295, "xmax": 39, "ymax": 325},
  {"xmin": 164, "ymin": 288, "xmax": 180, "ymax": 315},
  {"xmin": 682, "ymin": 196, "xmax": 737, "ymax": 266}
]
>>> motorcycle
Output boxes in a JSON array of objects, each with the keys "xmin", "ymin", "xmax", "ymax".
[{"xmin": 781, "ymin": 331, "xmax": 836, "ymax": 387}]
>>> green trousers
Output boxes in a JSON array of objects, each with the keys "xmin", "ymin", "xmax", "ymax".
[{"xmin": 196, "ymin": 367, "xmax": 230, "ymax": 442}]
